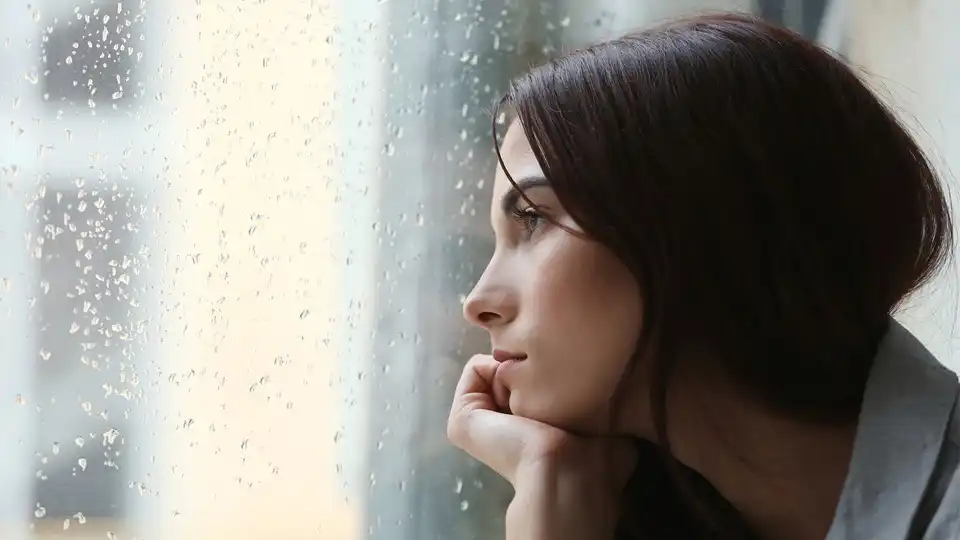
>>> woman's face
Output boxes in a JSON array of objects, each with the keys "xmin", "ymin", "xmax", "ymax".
[{"xmin": 463, "ymin": 122, "xmax": 644, "ymax": 434}]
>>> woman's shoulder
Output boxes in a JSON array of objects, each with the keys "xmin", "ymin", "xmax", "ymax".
[
  {"xmin": 919, "ymin": 408, "xmax": 960, "ymax": 540},
  {"xmin": 826, "ymin": 319, "xmax": 960, "ymax": 540}
]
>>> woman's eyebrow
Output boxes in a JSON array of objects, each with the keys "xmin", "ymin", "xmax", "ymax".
[{"xmin": 500, "ymin": 175, "xmax": 550, "ymax": 214}]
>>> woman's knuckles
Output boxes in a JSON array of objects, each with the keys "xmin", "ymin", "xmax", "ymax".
[{"xmin": 448, "ymin": 354, "xmax": 637, "ymax": 494}]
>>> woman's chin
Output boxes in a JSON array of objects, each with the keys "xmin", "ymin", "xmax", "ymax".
[
  {"xmin": 509, "ymin": 398, "xmax": 609, "ymax": 435},
  {"xmin": 509, "ymin": 399, "xmax": 572, "ymax": 429}
]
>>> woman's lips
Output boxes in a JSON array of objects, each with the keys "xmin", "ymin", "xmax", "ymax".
[{"xmin": 492, "ymin": 349, "xmax": 527, "ymax": 363}]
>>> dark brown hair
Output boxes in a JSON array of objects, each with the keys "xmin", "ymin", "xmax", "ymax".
[{"xmin": 492, "ymin": 12, "xmax": 952, "ymax": 539}]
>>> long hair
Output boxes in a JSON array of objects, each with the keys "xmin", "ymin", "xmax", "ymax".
[{"xmin": 491, "ymin": 13, "xmax": 952, "ymax": 538}]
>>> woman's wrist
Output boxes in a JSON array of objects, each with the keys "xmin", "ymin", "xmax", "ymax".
[{"xmin": 506, "ymin": 463, "xmax": 620, "ymax": 540}]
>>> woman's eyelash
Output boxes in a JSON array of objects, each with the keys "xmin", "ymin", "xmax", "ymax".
[{"xmin": 510, "ymin": 206, "xmax": 546, "ymax": 235}]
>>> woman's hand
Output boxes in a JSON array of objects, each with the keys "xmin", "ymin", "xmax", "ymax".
[{"xmin": 447, "ymin": 354, "xmax": 637, "ymax": 540}]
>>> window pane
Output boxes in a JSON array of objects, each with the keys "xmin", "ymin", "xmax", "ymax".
[{"xmin": 8, "ymin": 1, "xmax": 949, "ymax": 540}]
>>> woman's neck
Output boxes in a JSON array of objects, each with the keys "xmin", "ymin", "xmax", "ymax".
[{"xmin": 623, "ymin": 368, "xmax": 858, "ymax": 540}]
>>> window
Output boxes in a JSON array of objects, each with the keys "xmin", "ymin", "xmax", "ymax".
[
  {"xmin": 1, "ymin": 1, "xmax": 952, "ymax": 540},
  {"xmin": 32, "ymin": 185, "xmax": 146, "ymax": 522},
  {"xmin": 41, "ymin": 0, "xmax": 147, "ymax": 110}
]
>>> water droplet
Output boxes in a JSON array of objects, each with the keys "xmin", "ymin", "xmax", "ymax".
[
  {"xmin": 65, "ymin": 56, "xmax": 73, "ymax": 65},
  {"xmin": 14, "ymin": 394, "xmax": 26, "ymax": 405},
  {"xmin": 75, "ymin": 437, "xmax": 85, "ymax": 447},
  {"xmin": 460, "ymin": 500, "xmax": 470, "ymax": 511},
  {"xmin": 299, "ymin": 309, "xmax": 310, "ymax": 320},
  {"xmin": 35, "ymin": 505, "xmax": 47, "ymax": 518},
  {"xmin": 102, "ymin": 428, "xmax": 120, "ymax": 445},
  {"xmin": 52, "ymin": 442, "xmax": 60, "ymax": 455},
  {"xmin": 74, "ymin": 512, "xmax": 87, "ymax": 524},
  {"xmin": 561, "ymin": 16, "xmax": 571, "ymax": 27},
  {"xmin": 77, "ymin": 457, "xmax": 87, "ymax": 471},
  {"xmin": 81, "ymin": 401, "xmax": 92, "ymax": 413},
  {"xmin": 62, "ymin": 518, "xmax": 70, "ymax": 530},
  {"xmin": 455, "ymin": 477, "xmax": 463, "ymax": 494}
]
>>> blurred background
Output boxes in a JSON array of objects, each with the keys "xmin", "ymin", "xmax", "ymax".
[{"xmin": 0, "ymin": 0, "xmax": 957, "ymax": 539}]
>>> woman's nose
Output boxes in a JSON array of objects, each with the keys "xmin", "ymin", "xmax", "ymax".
[{"xmin": 463, "ymin": 285, "xmax": 518, "ymax": 330}]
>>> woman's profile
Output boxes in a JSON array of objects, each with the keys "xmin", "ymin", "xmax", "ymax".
[{"xmin": 446, "ymin": 12, "xmax": 958, "ymax": 540}]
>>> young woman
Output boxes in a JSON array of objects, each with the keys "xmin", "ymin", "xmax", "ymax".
[{"xmin": 447, "ymin": 13, "xmax": 958, "ymax": 540}]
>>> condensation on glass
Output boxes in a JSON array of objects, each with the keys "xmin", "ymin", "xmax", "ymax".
[{"xmin": 0, "ymin": 1, "xmax": 831, "ymax": 540}]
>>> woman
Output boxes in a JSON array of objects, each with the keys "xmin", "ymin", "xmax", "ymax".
[{"xmin": 446, "ymin": 12, "xmax": 958, "ymax": 540}]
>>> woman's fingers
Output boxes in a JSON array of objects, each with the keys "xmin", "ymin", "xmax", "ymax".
[
  {"xmin": 447, "ymin": 355, "xmax": 516, "ymax": 478},
  {"xmin": 448, "ymin": 355, "xmax": 632, "ymax": 489},
  {"xmin": 448, "ymin": 355, "xmax": 538, "ymax": 483},
  {"xmin": 449, "ymin": 354, "xmax": 499, "ymax": 415},
  {"xmin": 492, "ymin": 361, "xmax": 512, "ymax": 413}
]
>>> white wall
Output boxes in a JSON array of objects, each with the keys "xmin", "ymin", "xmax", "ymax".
[{"xmin": 847, "ymin": 0, "xmax": 960, "ymax": 370}]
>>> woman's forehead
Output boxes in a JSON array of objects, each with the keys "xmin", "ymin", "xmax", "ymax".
[
  {"xmin": 503, "ymin": 119, "xmax": 545, "ymax": 159},
  {"xmin": 497, "ymin": 123, "xmax": 541, "ymax": 174}
]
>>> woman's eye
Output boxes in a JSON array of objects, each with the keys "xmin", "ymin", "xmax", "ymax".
[{"xmin": 510, "ymin": 206, "xmax": 546, "ymax": 236}]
